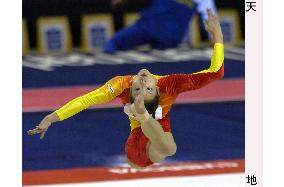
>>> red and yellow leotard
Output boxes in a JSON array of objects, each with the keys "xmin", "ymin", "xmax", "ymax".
[{"xmin": 55, "ymin": 43, "xmax": 224, "ymax": 132}]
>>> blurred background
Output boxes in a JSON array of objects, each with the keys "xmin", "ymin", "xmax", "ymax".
[{"xmin": 22, "ymin": 0, "xmax": 245, "ymax": 186}]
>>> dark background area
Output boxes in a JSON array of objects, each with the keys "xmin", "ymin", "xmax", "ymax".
[{"xmin": 23, "ymin": 0, "xmax": 245, "ymax": 49}]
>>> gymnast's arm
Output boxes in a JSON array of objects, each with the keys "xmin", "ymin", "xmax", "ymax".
[
  {"xmin": 27, "ymin": 76, "xmax": 126, "ymax": 139},
  {"xmin": 161, "ymin": 8, "xmax": 224, "ymax": 95}
]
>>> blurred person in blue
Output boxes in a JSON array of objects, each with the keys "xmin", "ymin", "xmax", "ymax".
[{"xmin": 104, "ymin": 0, "xmax": 217, "ymax": 53}]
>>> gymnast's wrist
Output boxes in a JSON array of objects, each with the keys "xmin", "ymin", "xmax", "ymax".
[
  {"xmin": 138, "ymin": 112, "xmax": 150, "ymax": 123},
  {"xmin": 47, "ymin": 112, "xmax": 60, "ymax": 123}
]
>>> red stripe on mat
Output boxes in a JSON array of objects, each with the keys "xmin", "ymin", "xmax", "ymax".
[
  {"xmin": 23, "ymin": 78, "xmax": 244, "ymax": 112},
  {"xmin": 22, "ymin": 159, "xmax": 244, "ymax": 185}
]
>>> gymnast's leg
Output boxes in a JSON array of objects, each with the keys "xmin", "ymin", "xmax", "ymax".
[
  {"xmin": 130, "ymin": 95, "xmax": 177, "ymax": 162},
  {"xmin": 142, "ymin": 116, "xmax": 177, "ymax": 162}
]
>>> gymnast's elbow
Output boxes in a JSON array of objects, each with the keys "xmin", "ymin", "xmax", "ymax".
[
  {"xmin": 219, "ymin": 69, "xmax": 224, "ymax": 79},
  {"xmin": 214, "ymin": 66, "xmax": 224, "ymax": 80}
]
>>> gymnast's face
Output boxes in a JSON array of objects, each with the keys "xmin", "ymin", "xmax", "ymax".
[{"xmin": 131, "ymin": 69, "xmax": 159, "ymax": 103}]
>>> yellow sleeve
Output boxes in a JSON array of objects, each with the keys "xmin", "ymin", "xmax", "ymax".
[
  {"xmin": 161, "ymin": 43, "xmax": 224, "ymax": 94},
  {"xmin": 152, "ymin": 74, "xmax": 168, "ymax": 79},
  {"xmin": 193, "ymin": 43, "xmax": 224, "ymax": 74},
  {"xmin": 55, "ymin": 76, "xmax": 126, "ymax": 121}
]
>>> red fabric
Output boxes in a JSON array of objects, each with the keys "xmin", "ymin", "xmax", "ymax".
[
  {"xmin": 158, "ymin": 113, "xmax": 171, "ymax": 132},
  {"xmin": 125, "ymin": 128, "xmax": 154, "ymax": 167},
  {"xmin": 119, "ymin": 66, "xmax": 224, "ymax": 132},
  {"xmin": 157, "ymin": 64, "xmax": 224, "ymax": 95}
]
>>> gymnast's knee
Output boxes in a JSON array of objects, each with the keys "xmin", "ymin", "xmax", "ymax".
[
  {"xmin": 162, "ymin": 142, "xmax": 177, "ymax": 156},
  {"xmin": 154, "ymin": 139, "xmax": 177, "ymax": 157},
  {"xmin": 148, "ymin": 142, "xmax": 177, "ymax": 162}
]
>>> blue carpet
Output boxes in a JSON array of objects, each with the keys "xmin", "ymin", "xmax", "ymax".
[
  {"xmin": 23, "ymin": 58, "xmax": 244, "ymax": 88},
  {"xmin": 23, "ymin": 101, "xmax": 244, "ymax": 171}
]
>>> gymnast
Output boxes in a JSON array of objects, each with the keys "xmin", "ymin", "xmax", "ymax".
[{"xmin": 28, "ymin": 9, "xmax": 224, "ymax": 169}]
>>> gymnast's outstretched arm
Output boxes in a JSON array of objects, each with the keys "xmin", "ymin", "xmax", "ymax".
[
  {"xmin": 159, "ymin": 8, "xmax": 224, "ymax": 95},
  {"xmin": 27, "ymin": 76, "xmax": 127, "ymax": 139}
]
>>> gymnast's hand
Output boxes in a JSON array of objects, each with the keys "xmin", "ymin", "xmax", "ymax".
[
  {"xmin": 130, "ymin": 94, "xmax": 150, "ymax": 123},
  {"xmin": 204, "ymin": 8, "xmax": 223, "ymax": 44},
  {"xmin": 27, "ymin": 112, "xmax": 59, "ymax": 139}
]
